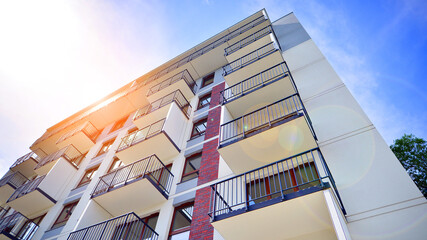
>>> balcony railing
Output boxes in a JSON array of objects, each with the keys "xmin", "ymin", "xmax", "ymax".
[
  {"xmin": 67, "ymin": 212, "xmax": 158, "ymax": 240},
  {"xmin": 0, "ymin": 212, "xmax": 39, "ymax": 240},
  {"xmin": 223, "ymin": 42, "xmax": 278, "ymax": 76},
  {"xmin": 147, "ymin": 70, "xmax": 197, "ymax": 97},
  {"xmin": 143, "ymin": 15, "xmax": 269, "ymax": 86},
  {"xmin": 209, "ymin": 148, "xmax": 346, "ymax": 221},
  {"xmin": 8, "ymin": 175, "xmax": 45, "ymax": 203},
  {"xmin": 0, "ymin": 207, "xmax": 6, "ymax": 219},
  {"xmin": 56, "ymin": 121, "xmax": 99, "ymax": 145},
  {"xmin": 220, "ymin": 62, "xmax": 295, "ymax": 104},
  {"xmin": 10, "ymin": 152, "xmax": 39, "ymax": 169},
  {"xmin": 134, "ymin": 90, "xmax": 192, "ymax": 121},
  {"xmin": 92, "ymin": 155, "xmax": 173, "ymax": 197},
  {"xmin": 224, "ymin": 25, "xmax": 273, "ymax": 56},
  {"xmin": 0, "ymin": 172, "xmax": 28, "ymax": 189},
  {"xmin": 34, "ymin": 145, "xmax": 82, "ymax": 170},
  {"xmin": 219, "ymin": 93, "xmax": 317, "ymax": 147},
  {"xmin": 118, "ymin": 119, "xmax": 166, "ymax": 152}
]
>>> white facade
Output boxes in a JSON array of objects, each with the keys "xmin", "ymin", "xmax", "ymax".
[{"xmin": 0, "ymin": 10, "xmax": 425, "ymax": 240}]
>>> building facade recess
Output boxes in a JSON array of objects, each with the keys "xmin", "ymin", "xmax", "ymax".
[{"xmin": 1, "ymin": 9, "xmax": 426, "ymax": 240}]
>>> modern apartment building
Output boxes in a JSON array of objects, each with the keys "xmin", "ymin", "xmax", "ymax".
[{"xmin": 1, "ymin": 9, "xmax": 426, "ymax": 240}]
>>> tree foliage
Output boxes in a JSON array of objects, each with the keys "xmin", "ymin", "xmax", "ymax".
[{"xmin": 390, "ymin": 134, "xmax": 427, "ymax": 198}]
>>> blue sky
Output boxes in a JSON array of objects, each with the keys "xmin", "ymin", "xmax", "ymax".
[{"xmin": 0, "ymin": 0, "xmax": 426, "ymax": 176}]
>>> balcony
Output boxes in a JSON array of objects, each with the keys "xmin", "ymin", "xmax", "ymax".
[
  {"xmin": 133, "ymin": 90, "xmax": 191, "ymax": 128},
  {"xmin": 142, "ymin": 13, "xmax": 270, "ymax": 86},
  {"xmin": 34, "ymin": 145, "xmax": 81, "ymax": 176},
  {"xmin": 224, "ymin": 25, "xmax": 275, "ymax": 62},
  {"xmin": 209, "ymin": 148, "xmax": 346, "ymax": 240},
  {"xmin": 221, "ymin": 62, "xmax": 297, "ymax": 118},
  {"xmin": 9, "ymin": 153, "xmax": 39, "ymax": 178},
  {"xmin": 0, "ymin": 212, "xmax": 38, "ymax": 240},
  {"xmin": 68, "ymin": 212, "xmax": 158, "ymax": 240},
  {"xmin": 146, "ymin": 70, "xmax": 197, "ymax": 103},
  {"xmin": 92, "ymin": 155, "xmax": 173, "ymax": 216},
  {"xmin": 223, "ymin": 42, "xmax": 284, "ymax": 87},
  {"xmin": 218, "ymin": 94, "xmax": 317, "ymax": 174},
  {"xmin": 116, "ymin": 118, "xmax": 182, "ymax": 164},
  {"xmin": 56, "ymin": 122, "xmax": 99, "ymax": 153},
  {"xmin": 0, "ymin": 172, "xmax": 28, "ymax": 205},
  {"xmin": 8, "ymin": 157, "xmax": 77, "ymax": 217}
]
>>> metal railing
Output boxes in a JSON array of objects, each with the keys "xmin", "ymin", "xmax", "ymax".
[
  {"xmin": 31, "ymin": 14, "xmax": 269, "ymax": 148},
  {"xmin": 223, "ymin": 42, "xmax": 278, "ymax": 76},
  {"xmin": 117, "ymin": 119, "xmax": 166, "ymax": 152},
  {"xmin": 219, "ymin": 93, "xmax": 316, "ymax": 146},
  {"xmin": 0, "ymin": 207, "xmax": 6, "ymax": 219},
  {"xmin": 8, "ymin": 175, "xmax": 46, "ymax": 202},
  {"xmin": 143, "ymin": 15, "xmax": 268, "ymax": 86},
  {"xmin": 0, "ymin": 211, "xmax": 39, "ymax": 240},
  {"xmin": 92, "ymin": 155, "xmax": 173, "ymax": 197},
  {"xmin": 10, "ymin": 152, "xmax": 39, "ymax": 169},
  {"xmin": 35, "ymin": 145, "xmax": 82, "ymax": 170},
  {"xmin": 67, "ymin": 212, "xmax": 158, "ymax": 240},
  {"xmin": 220, "ymin": 62, "xmax": 295, "ymax": 104},
  {"xmin": 134, "ymin": 90, "xmax": 192, "ymax": 121},
  {"xmin": 209, "ymin": 148, "xmax": 346, "ymax": 220},
  {"xmin": 224, "ymin": 25, "xmax": 273, "ymax": 56},
  {"xmin": 0, "ymin": 172, "xmax": 28, "ymax": 189},
  {"xmin": 57, "ymin": 121, "xmax": 99, "ymax": 144},
  {"xmin": 147, "ymin": 70, "xmax": 197, "ymax": 96}
]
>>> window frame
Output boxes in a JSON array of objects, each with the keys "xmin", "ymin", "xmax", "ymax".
[
  {"xmin": 51, "ymin": 201, "xmax": 78, "ymax": 229},
  {"xmin": 96, "ymin": 138, "xmax": 116, "ymax": 157},
  {"xmin": 109, "ymin": 116, "xmax": 128, "ymax": 133},
  {"xmin": 201, "ymin": 73, "xmax": 215, "ymax": 88},
  {"xmin": 108, "ymin": 157, "xmax": 124, "ymax": 173},
  {"xmin": 197, "ymin": 92, "xmax": 211, "ymax": 110},
  {"xmin": 190, "ymin": 118, "xmax": 208, "ymax": 140},
  {"xmin": 181, "ymin": 153, "xmax": 202, "ymax": 182},
  {"xmin": 168, "ymin": 202, "xmax": 194, "ymax": 238},
  {"xmin": 77, "ymin": 166, "xmax": 99, "ymax": 188}
]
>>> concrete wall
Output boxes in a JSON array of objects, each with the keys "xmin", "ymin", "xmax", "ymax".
[{"xmin": 273, "ymin": 12, "xmax": 427, "ymax": 240}]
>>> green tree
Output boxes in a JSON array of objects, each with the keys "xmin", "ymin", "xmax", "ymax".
[{"xmin": 390, "ymin": 134, "xmax": 427, "ymax": 198}]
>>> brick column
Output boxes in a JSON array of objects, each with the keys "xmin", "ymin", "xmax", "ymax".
[{"xmin": 189, "ymin": 83, "xmax": 224, "ymax": 240}]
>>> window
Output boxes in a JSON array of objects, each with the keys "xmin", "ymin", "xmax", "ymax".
[
  {"xmin": 201, "ymin": 73, "xmax": 214, "ymax": 88},
  {"xmin": 197, "ymin": 93, "xmax": 211, "ymax": 110},
  {"xmin": 110, "ymin": 116, "xmax": 128, "ymax": 133},
  {"xmin": 246, "ymin": 162, "xmax": 319, "ymax": 205},
  {"xmin": 169, "ymin": 202, "xmax": 194, "ymax": 240},
  {"xmin": 96, "ymin": 138, "xmax": 116, "ymax": 157},
  {"xmin": 142, "ymin": 213, "xmax": 159, "ymax": 234},
  {"xmin": 108, "ymin": 157, "xmax": 124, "ymax": 173},
  {"xmin": 181, "ymin": 153, "xmax": 202, "ymax": 182},
  {"xmin": 51, "ymin": 201, "xmax": 78, "ymax": 229},
  {"xmin": 77, "ymin": 166, "xmax": 99, "ymax": 187},
  {"xmin": 70, "ymin": 152, "xmax": 87, "ymax": 167},
  {"xmin": 190, "ymin": 118, "xmax": 207, "ymax": 139}
]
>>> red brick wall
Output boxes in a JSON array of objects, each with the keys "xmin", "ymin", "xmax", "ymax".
[{"xmin": 189, "ymin": 83, "xmax": 224, "ymax": 240}]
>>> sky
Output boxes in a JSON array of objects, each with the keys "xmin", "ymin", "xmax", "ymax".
[{"xmin": 0, "ymin": 0, "xmax": 426, "ymax": 177}]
